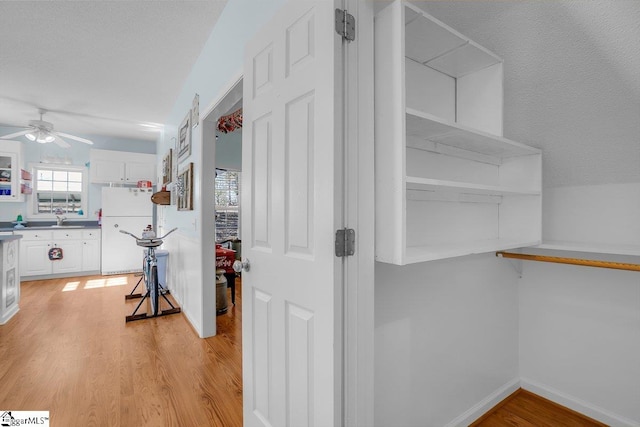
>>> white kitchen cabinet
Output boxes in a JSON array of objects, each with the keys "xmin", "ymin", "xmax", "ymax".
[
  {"xmin": 21, "ymin": 241, "xmax": 52, "ymax": 276},
  {"xmin": 81, "ymin": 229, "xmax": 101, "ymax": 272},
  {"xmin": 89, "ymin": 148, "xmax": 156, "ymax": 184},
  {"xmin": 123, "ymin": 160, "xmax": 156, "ymax": 183},
  {"xmin": 0, "ymin": 141, "xmax": 23, "ymax": 202},
  {"xmin": 374, "ymin": 1, "xmax": 542, "ymax": 265},
  {"xmin": 19, "ymin": 231, "xmax": 52, "ymax": 276},
  {"xmin": 17, "ymin": 229, "xmax": 101, "ymax": 278},
  {"xmin": 51, "ymin": 230, "xmax": 82, "ymax": 274}
]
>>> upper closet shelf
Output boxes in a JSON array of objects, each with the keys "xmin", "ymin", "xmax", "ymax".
[
  {"xmin": 535, "ymin": 241, "xmax": 640, "ymax": 257},
  {"xmin": 406, "ymin": 109, "xmax": 540, "ymax": 158},
  {"xmin": 406, "ymin": 176, "xmax": 540, "ymax": 196},
  {"xmin": 406, "ymin": 238, "xmax": 541, "ymax": 264},
  {"xmin": 404, "ymin": 2, "xmax": 502, "ymax": 78}
]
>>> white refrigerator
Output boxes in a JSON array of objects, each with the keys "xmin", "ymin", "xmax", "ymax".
[{"xmin": 101, "ymin": 187, "xmax": 154, "ymax": 275}]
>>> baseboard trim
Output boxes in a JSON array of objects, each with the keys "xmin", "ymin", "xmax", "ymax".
[
  {"xmin": 520, "ymin": 378, "xmax": 640, "ymax": 427},
  {"xmin": 0, "ymin": 305, "xmax": 19, "ymax": 325},
  {"xmin": 22, "ymin": 270, "xmax": 102, "ymax": 281},
  {"xmin": 444, "ymin": 378, "xmax": 521, "ymax": 427}
]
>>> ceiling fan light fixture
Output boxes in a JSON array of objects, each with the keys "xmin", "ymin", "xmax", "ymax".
[
  {"xmin": 29, "ymin": 130, "xmax": 54, "ymax": 144},
  {"xmin": 1, "ymin": 110, "xmax": 92, "ymax": 147}
]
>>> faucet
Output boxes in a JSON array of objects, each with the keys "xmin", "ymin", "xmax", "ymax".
[{"xmin": 56, "ymin": 215, "xmax": 67, "ymax": 226}]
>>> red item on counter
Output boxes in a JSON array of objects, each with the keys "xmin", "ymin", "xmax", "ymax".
[{"xmin": 216, "ymin": 244, "xmax": 236, "ymax": 274}]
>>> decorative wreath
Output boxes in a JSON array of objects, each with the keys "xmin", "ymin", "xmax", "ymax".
[{"xmin": 217, "ymin": 108, "xmax": 243, "ymax": 133}]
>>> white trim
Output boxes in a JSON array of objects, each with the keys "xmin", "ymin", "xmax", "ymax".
[
  {"xmin": 344, "ymin": 1, "xmax": 375, "ymax": 426},
  {"xmin": 199, "ymin": 72, "xmax": 244, "ymax": 338},
  {"xmin": 521, "ymin": 378, "xmax": 640, "ymax": 427},
  {"xmin": 0, "ymin": 305, "xmax": 19, "ymax": 325},
  {"xmin": 201, "ymin": 68, "xmax": 243, "ymax": 124},
  {"xmin": 444, "ymin": 378, "xmax": 520, "ymax": 427}
]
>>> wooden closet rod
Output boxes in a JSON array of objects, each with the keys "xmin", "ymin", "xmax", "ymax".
[{"xmin": 496, "ymin": 251, "xmax": 640, "ymax": 272}]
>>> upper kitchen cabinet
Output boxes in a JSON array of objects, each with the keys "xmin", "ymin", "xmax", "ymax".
[
  {"xmin": 0, "ymin": 141, "xmax": 23, "ymax": 203},
  {"xmin": 90, "ymin": 148, "xmax": 156, "ymax": 185},
  {"xmin": 374, "ymin": 1, "xmax": 542, "ymax": 265}
]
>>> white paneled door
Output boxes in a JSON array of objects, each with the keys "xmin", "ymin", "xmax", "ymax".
[{"xmin": 242, "ymin": 1, "xmax": 344, "ymax": 426}]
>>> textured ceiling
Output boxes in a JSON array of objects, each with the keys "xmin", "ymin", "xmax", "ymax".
[
  {"xmin": 1, "ymin": 1, "xmax": 638, "ymax": 187},
  {"xmin": 415, "ymin": 1, "xmax": 640, "ymax": 187},
  {"xmin": 0, "ymin": 0, "xmax": 226, "ymax": 142}
]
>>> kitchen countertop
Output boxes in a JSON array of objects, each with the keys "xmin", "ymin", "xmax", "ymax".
[
  {"xmin": 0, "ymin": 221, "xmax": 101, "ymax": 232},
  {"xmin": 0, "ymin": 234, "xmax": 22, "ymax": 241}
]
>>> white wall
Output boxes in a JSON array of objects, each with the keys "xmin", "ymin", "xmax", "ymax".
[
  {"xmin": 543, "ymin": 183, "xmax": 640, "ymax": 247},
  {"xmin": 375, "ymin": 255, "xmax": 520, "ymax": 426},
  {"xmin": 519, "ymin": 255, "xmax": 640, "ymax": 426},
  {"xmin": 157, "ymin": 0, "xmax": 285, "ymax": 337},
  {"xmin": 216, "ymin": 130, "xmax": 242, "ymax": 171},
  {"xmin": 519, "ymin": 183, "xmax": 640, "ymax": 426}
]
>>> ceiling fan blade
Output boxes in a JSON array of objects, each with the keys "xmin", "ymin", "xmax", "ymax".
[
  {"xmin": 55, "ymin": 132, "xmax": 93, "ymax": 145},
  {"xmin": 0, "ymin": 129, "xmax": 31, "ymax": 140},
  {"xmin": 53, "ymin": 135, "xmax": 71, "ymax": 148}
]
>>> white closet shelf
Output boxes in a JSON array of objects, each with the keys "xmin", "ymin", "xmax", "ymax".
[
  {"xmin": 405, "ymin": 176, "xmax": 540, "ymax": 196},
  {"xmin": 403, "ymin": 2, "xmax": 502, "ymax": 78},
  {"xmin": 405, "ymin": 108, "xmax": 540, "ymax": 158},
  {"xmin": 374, "ymin": 0, "xmax": 542, "ymax": 266},
  {"xmin": 535, "ymin": 241, "xmax": 640, "ymax": 257},
  {"xmin": 405, "ymin": 238, "xmax": 542, "ymax": 264}
]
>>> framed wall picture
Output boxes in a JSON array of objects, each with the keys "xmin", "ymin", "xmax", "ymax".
[
  {"xmin": 177, "ymin": 162, "xmax": 194, "ymax": 211},
  {"xmin": 177, "ymin": 111, "xmax": 192, "ymax": 163},
  {"xmin": 162, "ymin": 148, "xmax": 173, "ymax": 186}
]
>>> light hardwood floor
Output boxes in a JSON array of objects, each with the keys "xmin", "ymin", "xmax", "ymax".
[
  {"xmin": 0, "ymin": 274, "xmax": 242, "ymax": 427},
  {"xmin": 3, "ymin": 275, "xmax": 611, "ymax": 427},
  {"xmin": 471, "ymin": 388, "xmax": 608, "ymax": 427}
]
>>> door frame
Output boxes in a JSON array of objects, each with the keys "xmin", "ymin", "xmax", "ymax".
[
  {"xmin": 200, "ymin": 69, "xmax": 244, "ymax": 338},
  {"xmin": 342, "ymin": 1, "xmax": 375, "ymax": 425}
]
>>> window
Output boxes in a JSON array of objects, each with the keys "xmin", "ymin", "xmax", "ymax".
[
  {"xmin": 29, "ymin": 164, "xmax": 88, "ymax": 219},
  {"xmin": 215, "ymin": 169, "xmax": 240, "ymax": 241}
]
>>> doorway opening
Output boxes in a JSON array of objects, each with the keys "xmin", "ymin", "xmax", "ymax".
[{"xmin": 201, "ymin": 75, "xmax": 243, "ymax": 336}]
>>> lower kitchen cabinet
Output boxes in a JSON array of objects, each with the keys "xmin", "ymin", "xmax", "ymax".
[
  {"xmin": 19, "ymin": 231, "xmax": 52, "ymax": 276},
  {"xmin": 81, "ymin": 230, "xmax": 101, "ymax": 272},
  {"xmin": 17, "ymin": 229, "xmax": 101, "ymax": 278},
  {"xmin": 52, "ymin": 238, "xmax": 82, "ymax": 274}
]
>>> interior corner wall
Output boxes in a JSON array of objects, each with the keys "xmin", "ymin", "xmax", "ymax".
[
  {"xmin": 157, "ymin": 0, "xmax": 285, "ymax": 337},
  {"xmin": 519, "ymin": 254, "xmax": 640, "ymax": 426},
  {"xmin": 517, "ymin": 182, "xmax": 640, "ymax": 426},
  {"xmin": 374, "ymin": 254, "xmax": 520, "ymax": 426}
]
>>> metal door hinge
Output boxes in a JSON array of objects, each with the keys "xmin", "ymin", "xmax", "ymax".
[
  {"xmin": 335, "ymin": 228, "xmax": 356, "ymax": 257},
  {"xmin": 335, "ymin": 9, "xmax": 355, "ymax": 42}
]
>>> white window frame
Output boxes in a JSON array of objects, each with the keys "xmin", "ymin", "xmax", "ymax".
[
  {"xmin": 215, "ymin": 169, "xmax": 240, "ymax": 242},
  {"xmin": 28, "ymin": 163, "xmax": 89, "ymax": 220}
]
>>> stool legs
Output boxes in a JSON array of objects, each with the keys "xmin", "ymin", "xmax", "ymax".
[{"xmin": 224, "ymin": 272, "xmax": 236, "ymax": 305}]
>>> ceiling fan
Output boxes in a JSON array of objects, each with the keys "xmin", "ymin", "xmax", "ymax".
[{"xmin": 0, "ymin": 109, "xmax": 93, "ymax": 148}]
